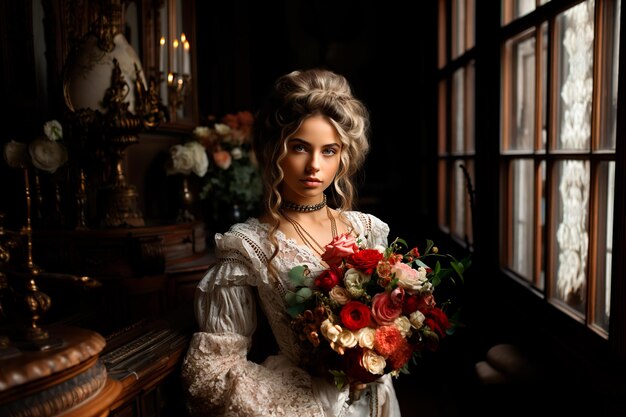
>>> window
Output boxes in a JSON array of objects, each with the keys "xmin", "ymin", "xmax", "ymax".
[
  {"xmin": 499, "ymin": 0, "xmax": 620, "ymax": 335},
  {"xmin": 438, "ymin": 0, "xmax": 476, "ymax": 248}
]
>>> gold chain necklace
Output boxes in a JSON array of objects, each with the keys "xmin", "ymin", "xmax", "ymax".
[{"xmin": 282, "ymin": 206, "xmax": 337, "ymax": 257}]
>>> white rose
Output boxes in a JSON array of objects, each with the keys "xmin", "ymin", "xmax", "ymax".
[
  {"xmin": 168, "ymin": 144, "xmax": 195, "ymax": 175},
  {"xmin": 43, "ymin": 120, "xmax": 63, "ymax": 141},
  {"xmin": 29, "ymin": 137, "xmax": 68, "ymax": 173},
  {"xmin": 394, "ymin": 264, "xmax": 428, "ymax": 293},
  {"xmin": 394, "ymin": 315, "xmax": 412, "ymax": 337},
  {"xmin": 320, "ymin": 319, "xmax": 341, "ymax": 343},
  {"xmin": 355, "ymin": 327, "xmax": 376, "ymax": 349},
  {"xmin": 230, "ymin": 147, "xmax": 243, "ymax": 160},
  {"xmin": 361, "ymin": 349, "xmax": 386, "ymax": 375},
  {"xmin": 214, "ymin": 123, "xmax": 231, "ymax": 136},
  {"xmin": 4, "ymin": 140, "xmax": 29, "ymax": 168},
  {"xmin": 185, "ymin": 141, "xmax": 208, "ymax": 177},
  {"xmin": 344, "ymin": 268, "xmax": 369, "ymax": 298},
  {"xmin": 329, "ymin": 286, "xmax": 351, "ymax": 305},
  {"xmin": 338, "ymin": 329, "xmax": 358, "ymax": 349},
  {"xmin": 409, "ymin": 310, "xmax": 426, "ymax": 329},
  {"xmin": 193, "ymin": 126, "xmax": 211, "ymax": 139}
]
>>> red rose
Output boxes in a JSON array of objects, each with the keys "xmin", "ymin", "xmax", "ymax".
[
  {"xmin": 348, "ymin": 249, "xmax": 384, "ymax": 274},
  {"xmin": 402, "ymin": 294, "xmax": 420, "ymax": 315},
  {"xmin": 416, "ymin": 293, "xmax": 436, "ymax": 312},
  {"xmin": 314, "ymin": 266, "xmax": 342, "ymax": 292},
  {"xmin": 321, "ymin": 233, "xmax": 359, "ymax": 266},
  {"xmin": 340, "ymin": 301, "xmax": 371, "ymax": 330},
  {"xmin": 424, "ymin": 307, "xmax": 450, "ymax": 338}
]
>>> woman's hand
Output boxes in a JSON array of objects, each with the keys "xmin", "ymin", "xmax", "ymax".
[{"xmin": 348, "ymin": 380, "xmax": 368, "ymax": 404}]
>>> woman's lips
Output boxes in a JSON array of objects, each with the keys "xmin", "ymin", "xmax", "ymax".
[{"xmin": 301, "ymin": 178, "xmax": 322, "ymax": 187}]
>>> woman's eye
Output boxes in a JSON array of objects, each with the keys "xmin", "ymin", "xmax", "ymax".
[
  {"xmin": 292, "ymin": 144, "xmax": 306, "ymax": 152},
  {"xmin": 323, "ymin": 148, "xmax": 337, "ymax": 156}
]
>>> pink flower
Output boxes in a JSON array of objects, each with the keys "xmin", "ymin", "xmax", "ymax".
[
  {"xmin": 371, "ymin": 289, "xmax": 404, "ymax": 325},
  {"xmin": 321, "ymin": 233, "xmax": 359, "ymax": 266},
  {"xmin": 213, "ymin": 150, "xmax": 232, "ymax": 169}
]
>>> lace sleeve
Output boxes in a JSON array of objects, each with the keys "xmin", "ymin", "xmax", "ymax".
[{"xmin": 183, "ymin": 224, "xmax": 326, "ymax": 416}]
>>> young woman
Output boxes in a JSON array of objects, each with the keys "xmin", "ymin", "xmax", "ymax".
[{"xmin": 182, "ymin": 68, "xmax": 401, "ymax": 416}]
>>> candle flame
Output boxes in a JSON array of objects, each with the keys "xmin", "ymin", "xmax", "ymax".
[
  {"xmin": 184, "ymin": 41, "xmax": 190, "ymax": 50},
  {"xmin": 160, "ymin": 36, "xmax": 166, "ymax": 45},
  {"xmin": 173, "ymin": 39, "xmax": 179, "ymax": 48},
  {"xmin": 180, "ymin": 33, "xmax": 186, "ymax": 43}
]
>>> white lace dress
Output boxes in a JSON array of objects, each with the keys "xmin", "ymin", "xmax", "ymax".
[{"xmin": 181, "ymin": 211, "xmax": 402, "ymax": 417}]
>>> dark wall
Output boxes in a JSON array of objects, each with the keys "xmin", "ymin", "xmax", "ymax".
[{"xmin": 194, "ymin": 0, "xmax": 439, "ymax": 242}]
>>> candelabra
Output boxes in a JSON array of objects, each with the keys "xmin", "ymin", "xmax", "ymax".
[{"xmin": 166, "ymin": 72, "xmax": 191, "ymax": 112}]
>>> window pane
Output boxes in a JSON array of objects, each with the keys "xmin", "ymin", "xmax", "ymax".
[
  {"xmin": 466, "ymin": 61, "xmax": 475, "ymax": 153},
  {"xmin": 438, "ymin": 80, "xmax": 447, "ymax": 155},
  {"xmin": 438, "ymin": 160, "xmax": 450, "ymax": 231},
  {"xmin": 552, "ymin": 160, "xmax": 590, "ymax": 315},
  {"xmin": 452, "ymin": 159, "xmax": 473, "ymax": 244},
  {"xmin": 554, "ymin": 1, "xmax": 595, "ymax": 152},
  {"xmin": 503, "ymin": 30, "xmax": 535, "ymax": 152},
  {"xmin": 597, "ymin": 0, "xmax": 620, "ymax": 151},
  {"xmin": 453, "ymin": 0, "xmax": 466, "ymax": 58},
  {"xmin": 593, "ymin": 161, "xmax": 614, "ymax": 332},
  {"xmin": 539, "ymin": 22, "xmax": 548, "ymax": 151},
  {"xmin": 508, "ymin": 159, "xmax": 535, "ymax": 281},
  {"xmin": 452, "ymin": 68, "xmax": 465, "ymax": 153},
  {"xmin": 502, "ymin": 0, "xmax": 536, "ymax": 25}
]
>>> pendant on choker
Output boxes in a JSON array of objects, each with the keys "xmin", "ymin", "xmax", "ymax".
[{"xmin": 280, "ymin": 194, "xmax": 327, "ymax": 212}]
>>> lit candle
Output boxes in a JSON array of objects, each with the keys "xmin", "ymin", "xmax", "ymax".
[
  {"xmin": 183, "ymin": 40, "xmax": 190, "ymax": 75},
  {"xmin": 159, "ymin": 36, "xmax": 166, "ymax": 74},
  {"xmin": 172, "ymin": 39, "xmax": 179, "ymax": 73}
]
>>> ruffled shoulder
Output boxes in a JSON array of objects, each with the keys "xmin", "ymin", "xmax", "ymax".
[
  {"xmin": 343, "ymin": 211, "xmax": 390, "ymax": 248},
  {"xmin": 197, "ymin": 219, "xmax": 272, "ymax": 292}
]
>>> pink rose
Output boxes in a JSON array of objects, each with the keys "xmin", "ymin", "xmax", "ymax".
[
  {"xmin": 213, "ymin": 150, "xmax": 232, "ymax": 169},
  {"xmin": 321, "ymin": 233, "xmax": 359, "ymax": 266},
  {"xmin": 370, "ymin": 288, "xmax": 404, "ymax": 326}
]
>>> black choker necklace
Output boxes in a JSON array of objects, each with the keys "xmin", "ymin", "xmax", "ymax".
[{"xmin": 281, "ymin": 194, "xmax": 327, "ymax": 212}]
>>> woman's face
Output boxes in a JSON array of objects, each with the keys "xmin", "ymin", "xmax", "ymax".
[{"xmin": 279, "ymin": 115, "xmax": 342, "ymax": 204}]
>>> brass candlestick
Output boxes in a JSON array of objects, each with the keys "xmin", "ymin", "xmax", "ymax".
[{"xmin": 18, "ymin": 168, "xmax": 51, "ymax": 343}]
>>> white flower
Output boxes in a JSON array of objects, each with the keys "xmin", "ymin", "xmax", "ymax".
[
  {"xmin": 343, "ymin": 268, "xmax": 369, "ymax": 298},
  {"xmin": 4, "ymin": 140, "xmax": 29, "ymax": 168},
  {"xmin": 320, "ymin": 319, "xmax": 342, "ymax": 343},
  {"xmin": 29, "ymin": 137, "xmax": 68, "ymax": 173},
  {"xmin": 409, "ymin": 310, "xmax": 426, "ymax": 330},
  {"xmin": 337, "ymin": 329, "xmax": 358, "ymax": 349},
  {"xmin": 230, "ymin": 147, "xmax": 243, "ymax": 160},
  {"xmin": 329, "ymin": 286, "xmax": 351, "ymax": 305},
  {"xmin": 394, "ymin": 315, "xmax": 412, "ymax": 337},
  {"xmin": 185, "ymin": 141, "xmax": 209, "ymax": 177},
  {"xmin": 361, "ymin": 349, "xmax": 386, "ymax": 375},
  {"xmin": 355, "ymin": 327, "xmax": 376, "ymax": 349},
  {"xmin": 394, "ymin": 264, "xmax": 428, "ymax": 293},
  {"xmin": 193, "ymin": 126, "xmax": 211, "ymax": 139},
  {"xmin": 168, "ymin": 141, "xmax": 208, "ymax": 177},
  {"xmin": 43, "ymin": 120, "xmax": 63, "ymax": 141},
  {"xmin": 214, "ymin": 123, "xmax": 231, "ymax": 136}
]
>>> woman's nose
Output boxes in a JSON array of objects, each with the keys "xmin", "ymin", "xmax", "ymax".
[{"xmin": 306, "ymin": 153, "xmax": 321, "ymax": 173}]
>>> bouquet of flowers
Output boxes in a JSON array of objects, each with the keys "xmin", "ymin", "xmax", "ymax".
[
  {"xmin": 285, "ymin": 233, "xmax": 470, "ymax": 391},
  {"xmin": 193, "ymin": 111, "xmax": 263, "ymax": 215}
]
